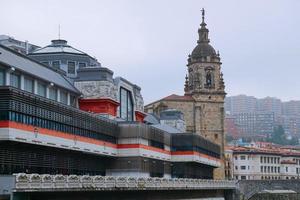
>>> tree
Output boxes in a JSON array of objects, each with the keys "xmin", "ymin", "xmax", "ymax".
[{"xmin": 272, "ymin": 125, "xmax": 285, "ymax": 144}]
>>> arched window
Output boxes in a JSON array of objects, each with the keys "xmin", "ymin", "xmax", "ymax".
[
  {"xmin": 205, "ymin": 71, "xmax": 214, "ymax": 87},
  {"xmin": 120, "ymin": 87, "xmax": 133, "ymax": 121}
]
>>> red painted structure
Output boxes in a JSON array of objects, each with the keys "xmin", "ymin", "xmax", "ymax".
[
  {"xmin": 79, "ymin": 98, "xmax": 119, "ymax": 117},
  {"xmin": 135, "ymin": 111, "xmax": 146, "ymax": 122}
]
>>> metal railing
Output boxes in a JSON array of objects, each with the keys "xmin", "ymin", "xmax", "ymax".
[{"xmin": 14, "ymin": 173, "xmax": 236, "ymax": 191}]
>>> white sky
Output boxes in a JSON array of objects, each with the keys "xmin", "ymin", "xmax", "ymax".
[{"xmin": 1, "ymin": 0, "xmax": 300, "ymax": 103}]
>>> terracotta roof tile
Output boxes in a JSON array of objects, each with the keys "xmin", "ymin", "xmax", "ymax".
[{"xmin": 162, "ymin": 94, "xmax": 194, "ymax": 101}]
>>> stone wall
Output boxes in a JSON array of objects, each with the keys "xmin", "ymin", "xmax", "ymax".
[{"xmin": 235, "ymin": 180, "xmax": 300, "ymax": 200}]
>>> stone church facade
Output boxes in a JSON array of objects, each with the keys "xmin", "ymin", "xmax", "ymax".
[{"xmin": 145, "ymin": 10, "xmax": 226, "ymax": 179}]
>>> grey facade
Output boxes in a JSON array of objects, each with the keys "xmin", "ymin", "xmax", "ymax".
[{"xmin": 27, "ymin": 38, "xmax": 144, "ymax": 120}]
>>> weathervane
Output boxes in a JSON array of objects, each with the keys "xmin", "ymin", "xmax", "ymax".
[{"xmin": 201, "ymin": 8, "xmax": 205, "ymax": 23}]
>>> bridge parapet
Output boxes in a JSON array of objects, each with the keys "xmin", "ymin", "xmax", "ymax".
[{"xmin": 11, "ymin": 173, "xmax": 236, "ymax": 192}]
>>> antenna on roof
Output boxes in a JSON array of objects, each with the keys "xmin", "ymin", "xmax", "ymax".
[{"xmin": 58, "ymin": 24, "xmax": 61, "ymax": 39}]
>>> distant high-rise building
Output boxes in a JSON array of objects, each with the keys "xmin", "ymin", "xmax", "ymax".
[
  {"xmin": 282, "ymin": 115, "xmax": 300, "ymax": 137},
  {"xmin": 282, "ymin": 100, "xmax": 300, "ymax": 116},
  {"xmin": 226, "ymin": 95, "xmax": 300, "ymax": 139},
  {"xmin": 225, "ymin": 95, "xmax": 257, "ymax": 114},
  {"xmin": 257, "ymin": 97, "xmax": 282, "ymax": 122},
  {"xmin": 0, "ymin": 35, "xmax": 39, "ymax": 54},
  {"xmin": 232, "ymin": 112, "xmax": 274, "ymax": 137}
]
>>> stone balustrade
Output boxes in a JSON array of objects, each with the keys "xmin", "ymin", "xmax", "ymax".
[{"xmin": 13, "ymin": 173, "xmax": 236, "ymax": 191}]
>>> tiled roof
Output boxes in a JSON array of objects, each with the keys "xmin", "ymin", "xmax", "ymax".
[
  {"xmin": 229, "ymin": 145, "xmax": 300, "ymax": 157},
  {"xmin": 162, "ymin": 94, "xmax": 194, "ymax": 101}
]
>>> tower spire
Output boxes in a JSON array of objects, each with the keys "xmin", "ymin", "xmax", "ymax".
[
  {"xmin": 201, "ymin": 8, "xmax": 205, "ymax": 24},
  {"xmin": 197, "ymin": 8, "xmax": 209, "ymax": 43}
]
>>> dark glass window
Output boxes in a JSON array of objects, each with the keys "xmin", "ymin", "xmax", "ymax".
[
  {"xmin": 37, "ymin": 81, "xmax": 46, "ymax": 97},
  {"xmin": 78, "ymin": 62, "xmax": 86, "ymax": 68},
  {"xmin": 67, "ymin": 62, "xmax": 76, "ymax": 74},
  {"xmin": 10, "ymin": 73, "xmax": 20, "ymax": 88},
  {"xmin": 52, "ymin": 61, "xmax": 60, "ymax": 68},
  {"xmin": 120, "ymin": 87, "xmax": 133, "ymax": 121},
  {"xmin": 0, "ymin": 68, "xmax": 5, "ymax": 85},
  {"xmin": 70, "ymin": 95, "xmax": 76, "ymax": 107},
  {"xmin": 24, "ymin": 76, "xmax": 34, "ymax": 93},
  {"xmin": 49, "ymin": 87, "xmax": 57, "ymax": 101},
  {"xmin": 149, "ymin": 140, "xmax": 164, "ymax": 149},
  {"xmin": 60, "ymin": 90, "xmax": 68, "ymax": 104}
]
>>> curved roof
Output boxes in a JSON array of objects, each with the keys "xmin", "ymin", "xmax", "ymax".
[
  {"xmin": 191, "ymin": 43, "xmax": 216, "ymax": 59},
  {"xmin": 30, "ymin": 39, "xmax": 87, "ymax": 55}
]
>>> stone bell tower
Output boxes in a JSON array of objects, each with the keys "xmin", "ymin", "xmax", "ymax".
[
  {"xmin": 145, "ymin": 9, "xmax": 226, "ymax": 179},
  {"xmin": 184, "ymin": 9, "xmax": 226, "ymax": 179}
]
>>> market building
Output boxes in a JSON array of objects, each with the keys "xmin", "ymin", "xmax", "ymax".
[{"xmin": 0, "ymin": 41, "xmax": 221, "ymax": 179}]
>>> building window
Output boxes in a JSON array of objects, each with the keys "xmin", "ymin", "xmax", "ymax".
[
  {"xmin": 70, "ymin": 95, "xmax": 76, "ymax": 107},
  {"xmin": 49, "ymin": 87, "xmax": 57, "ymax": 101},
  {"xmin": 241, "ymin": 176, "xmax": 246, "ymax": 180},
  {"xmin": 0, "ymin": 68, "xmax": 5, "ymax": 85},
  {"xmin": 52, "ymin": 61, "xmax": 60, "ymax": 68},
  {"xmin": 10, "ymin": 72, "xmax": 20, "ymax": 88},
  {"xmin": 241, "ymin": 166, "xmax": 246, "ymax": 170},
  {"xmin": 120, "ymin": 87, "xmax": 133, "ymax": 121},
  {"xmin": 78, "ymin": 62, "xmax": 86, "ymax": 68},
  {"xmin": 60, "ymin": 90, "xmax": 68, "ymax": 104},
  {"xmin": 240, "ymin": 156, "xmax": 246, "ymax": 160},
  {"xmin": 67, "ymin": 61, "xmax": 76, "ymax": 74},
  {"xmin": 37, "ymin": 82, "xmax": 46, "ymax": 97},
  {"xmin": 24, "ymin": 76, "xmax": 34, "ymax": 93}
]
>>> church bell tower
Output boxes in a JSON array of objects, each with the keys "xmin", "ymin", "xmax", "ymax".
[{"xmin": 185, "ymin": 9, "xmax": 226, "ymax": 179}]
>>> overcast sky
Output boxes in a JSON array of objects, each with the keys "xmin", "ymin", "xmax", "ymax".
[{"xmin": 1, "ymin": 0, "xmax": 300, "ymax": 103}]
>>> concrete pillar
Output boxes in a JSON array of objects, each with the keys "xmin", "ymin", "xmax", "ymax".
[
  {"xmin": 67, "ymin": 92, "xmax": 70, "ymax": 106},
  {"xmin": 46, "ymin": 86, "xmax": 50, "ymax": 98},
  {"xmin": 57, "ymin": 88, "xmax": 61, "ymax": 102},
  {"xmin": 20, "ymin": 75, "xmax": 25, "ymax": 90},
  {"xmin": 33, "ymin": 80, "xmax": 38, "ymax": 94},
  {"xmin": 5, "ymin": 71, "xmax": 10, "ymax": 86}
]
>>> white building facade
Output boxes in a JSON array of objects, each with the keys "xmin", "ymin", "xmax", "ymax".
[{"xmin": 230, "ymin": 147, "xmax": 300, "ymax": 180}]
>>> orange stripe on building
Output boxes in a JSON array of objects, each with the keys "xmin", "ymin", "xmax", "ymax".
[{"xmin": 0, "ymin": 120, "xmax": 220, "ymax": 163}]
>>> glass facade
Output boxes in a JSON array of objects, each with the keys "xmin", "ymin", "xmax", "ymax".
[
  {"xmin": 52, "ymin": 61, "xmax": 60, "ymax": 68},
  {"xmin": 78, "ymin": 62, "xmax": 86, "ymax": 68},
  {"xmin": 0, "ymin": 68, "xmax": 4, "ymax": 85},
  {"xmin": 24, "ymin": 77, "xmax": 34, "ymax": 93},
  {"xmin": 70, "ymin": 95, "xmax": 76, "ymax": 107},
  {"xmin": 67, "ymin": 61, "xmax": 76, "ymax": 74},
  {"xmin": 49, "ymin": 87, "xmax": 57, "ymax": 101},
  {"xmin": 10, "ymin": 73, "xmax": 20, "ymax": 88},
  {"xmin": 120, "ymin": 87, "xmax": 133, "ymax": 121},
  {"xmin": 37, "ymin": 82, "xmax": 46, "ymax": 97},
  {"xmin": 60, "ymin": 90, "xmax": 68, "ymax": 104}
]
